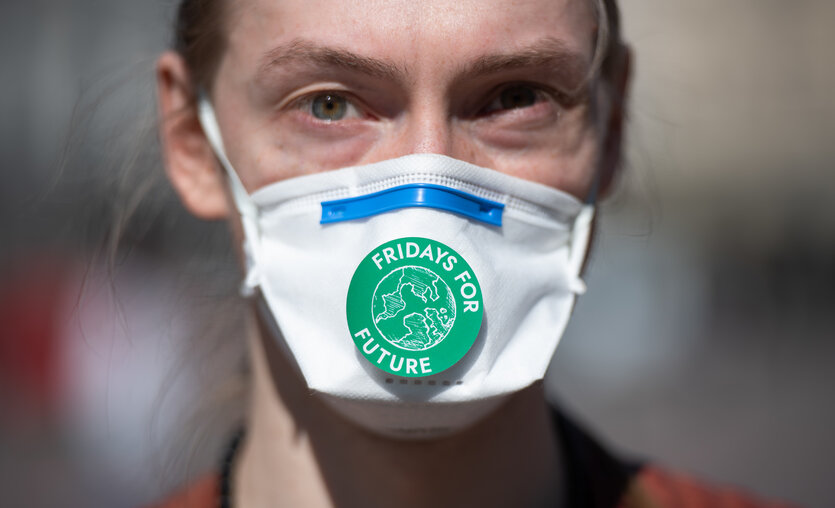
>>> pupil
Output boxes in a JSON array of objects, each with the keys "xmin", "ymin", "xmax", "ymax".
[
  {"xmin": 500, "ymin": 86, "xmax": 536, "ymax": 109},
  {"xmin": 312, "ymin": 94, "xmax": 346, "ymax": 120}
]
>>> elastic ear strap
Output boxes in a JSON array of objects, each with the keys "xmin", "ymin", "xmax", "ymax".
[
  {"xmin": 196, "ymin": 96, "xmax": 259, "ymax": 221},
  {"xmin": 196, "ymin": 95, "xmax": 261, "ymax": 294},
  {"xmin": 570, "ymin": 162, "xmax": 601, "ymax": 292},
  {"xmin": 567, "ymin": 204, "xmax": 595, "ymax": 294}
]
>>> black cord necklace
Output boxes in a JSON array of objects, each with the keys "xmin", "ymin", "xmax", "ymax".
[{"xmin": 219, "ymin": 429, "xmax": 245, "ymax": 508}]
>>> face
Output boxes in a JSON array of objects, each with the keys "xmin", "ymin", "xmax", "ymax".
[{"xmin": 158, "ymin": 0, "xmax": 623, "ymax": 219}]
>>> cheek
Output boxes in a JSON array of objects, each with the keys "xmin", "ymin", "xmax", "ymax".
[
  {"xmin": 461, "ymin": 104, "xmax": 601, "ymax": 197},
  {"xmin": 486, "ymin": 128, "xmax": 601, "ymax": 200},
  {"xmin": 221, "ymin": 113, "xmax": 385, "ymax": 190},
  {"xmin": 468, "ymin": 102, "xmax": 561, "ymax": 150},
  {"xmin": 242, "ymin": 126, "xmax": 384, "ymax": 188}
]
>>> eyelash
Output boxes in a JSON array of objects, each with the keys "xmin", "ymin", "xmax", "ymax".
[
  {"xmin": 289, "ymin": 82, "xmax": 563, "ymax": 124},
  {"xmin": 477, "ymin": 83, "xmax": 560, "ymax": 117}
]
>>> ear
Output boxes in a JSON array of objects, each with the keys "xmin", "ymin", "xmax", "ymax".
[
  {"xmin": 597, "ymin": 44, "xmax": 632, "ymax": 198},
  {"xmin": 156, "ymin": 51, "xmax": 229, "ymax": 220}
]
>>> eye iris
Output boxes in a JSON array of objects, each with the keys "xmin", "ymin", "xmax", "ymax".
[
  {"xmin": 312, "ymin": 94, "xmax": 347, "ymax": 120},
  {"xmin": 499, "ymin": 86, "xmax": 536, "ymax": 110}
]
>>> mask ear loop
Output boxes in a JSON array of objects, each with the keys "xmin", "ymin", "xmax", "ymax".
[
  {"xmin": 565, "ymin": 169, "xmax": 599, "ymax": 295},
  {"xmin": 196, "ymin": 93, "xmax": 262, "ymax": 295}
]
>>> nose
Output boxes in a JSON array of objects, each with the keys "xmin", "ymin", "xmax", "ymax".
[
  {"xmin": 403, "ymin": 106, "xmax": 453, "ymax": 155},
  {"xmin": 376, "ymin": 94, "xmax": 455, "ymax": 159},
  {"xmin": 369, "ymin": 93, "xmax": 490, "ymax": 168}
]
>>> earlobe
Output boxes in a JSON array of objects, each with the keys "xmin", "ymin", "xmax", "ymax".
[{"xmin": 156, "ymin": 51, "xmax": 230, "ymax": 220}]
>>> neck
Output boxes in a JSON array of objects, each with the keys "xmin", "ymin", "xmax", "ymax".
[{"xmin": 235, "ymin": 307, "xmax": 566, "ymax": 508}]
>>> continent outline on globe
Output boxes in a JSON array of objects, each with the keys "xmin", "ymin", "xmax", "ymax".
[{"xmin": 372, "ymin": 265, "xmax": 457, "ymax": 352}]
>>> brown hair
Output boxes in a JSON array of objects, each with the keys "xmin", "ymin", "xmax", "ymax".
[
  {"xmin": 599, "ymin": 0, "xmax": 624, "ymax": 80},
  {"xmin": 174, "ymin": 0, "xmax": 227, "ymax": 91},
  {"xmin": 173, "ymin": 0, "xmax": 623, "ymax": 90}
]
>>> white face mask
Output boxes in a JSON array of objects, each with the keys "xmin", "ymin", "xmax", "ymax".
[{"xmin": 198, "ymin": 99, "xmax": 594, "ymax": 439}]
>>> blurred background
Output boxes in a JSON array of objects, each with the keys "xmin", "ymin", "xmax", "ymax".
[{"xmin": 1, "ymin": 0, "xmax": 833, "ymax": 506}]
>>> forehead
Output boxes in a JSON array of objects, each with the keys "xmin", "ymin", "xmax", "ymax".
[{"xmin": 224, "ymin": 0, "xmax": 598, "ymax": 75}]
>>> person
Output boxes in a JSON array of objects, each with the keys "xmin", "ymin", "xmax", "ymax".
[{"xmin": 150, "ymin": 0, "xmax": 796, "ymax": 506}]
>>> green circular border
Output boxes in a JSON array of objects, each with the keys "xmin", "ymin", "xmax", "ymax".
[{"xmin": 346, "ymin": 237, "xmax": 483, "ymax": 378}]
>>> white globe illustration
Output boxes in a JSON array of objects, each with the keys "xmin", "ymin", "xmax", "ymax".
[{"xmin": 372, "ymin": 265, "xmax": 457, "ymax": 351}]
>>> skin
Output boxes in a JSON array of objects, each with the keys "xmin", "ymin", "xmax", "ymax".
[{"xmin": 157, "ymin": 0, "xmax": 629, "ymax": 506}]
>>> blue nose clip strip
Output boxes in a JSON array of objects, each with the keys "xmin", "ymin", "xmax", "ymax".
[{"xmin": 320, "ymin": 183, "xmax": 505, "ymax": 226}]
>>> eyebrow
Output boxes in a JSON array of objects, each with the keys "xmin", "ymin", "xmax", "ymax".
[
  {"xmin": 256, "ymin": 39, "xmax": 404, "ymax": 83},
  {"xmin": 464, "ymin": 37, "xmax": 589, "ymax": 87},
  {"xmin": 255, "ymin": 37, "xmax": 589, "ymax": 88}
]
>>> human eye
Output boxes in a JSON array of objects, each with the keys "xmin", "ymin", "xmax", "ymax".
[
  {"xmin": 479, "ymin": 84, "xmax": 552, "ymax": 116},
  {"xmin": 296, "ymin": 92, "xmax": 364, "ymax": 122}
]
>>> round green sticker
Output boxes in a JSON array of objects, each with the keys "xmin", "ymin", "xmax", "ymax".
[{"xmin": 346, "ymin": 237, "xmax": 483, "ymax": 378}]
